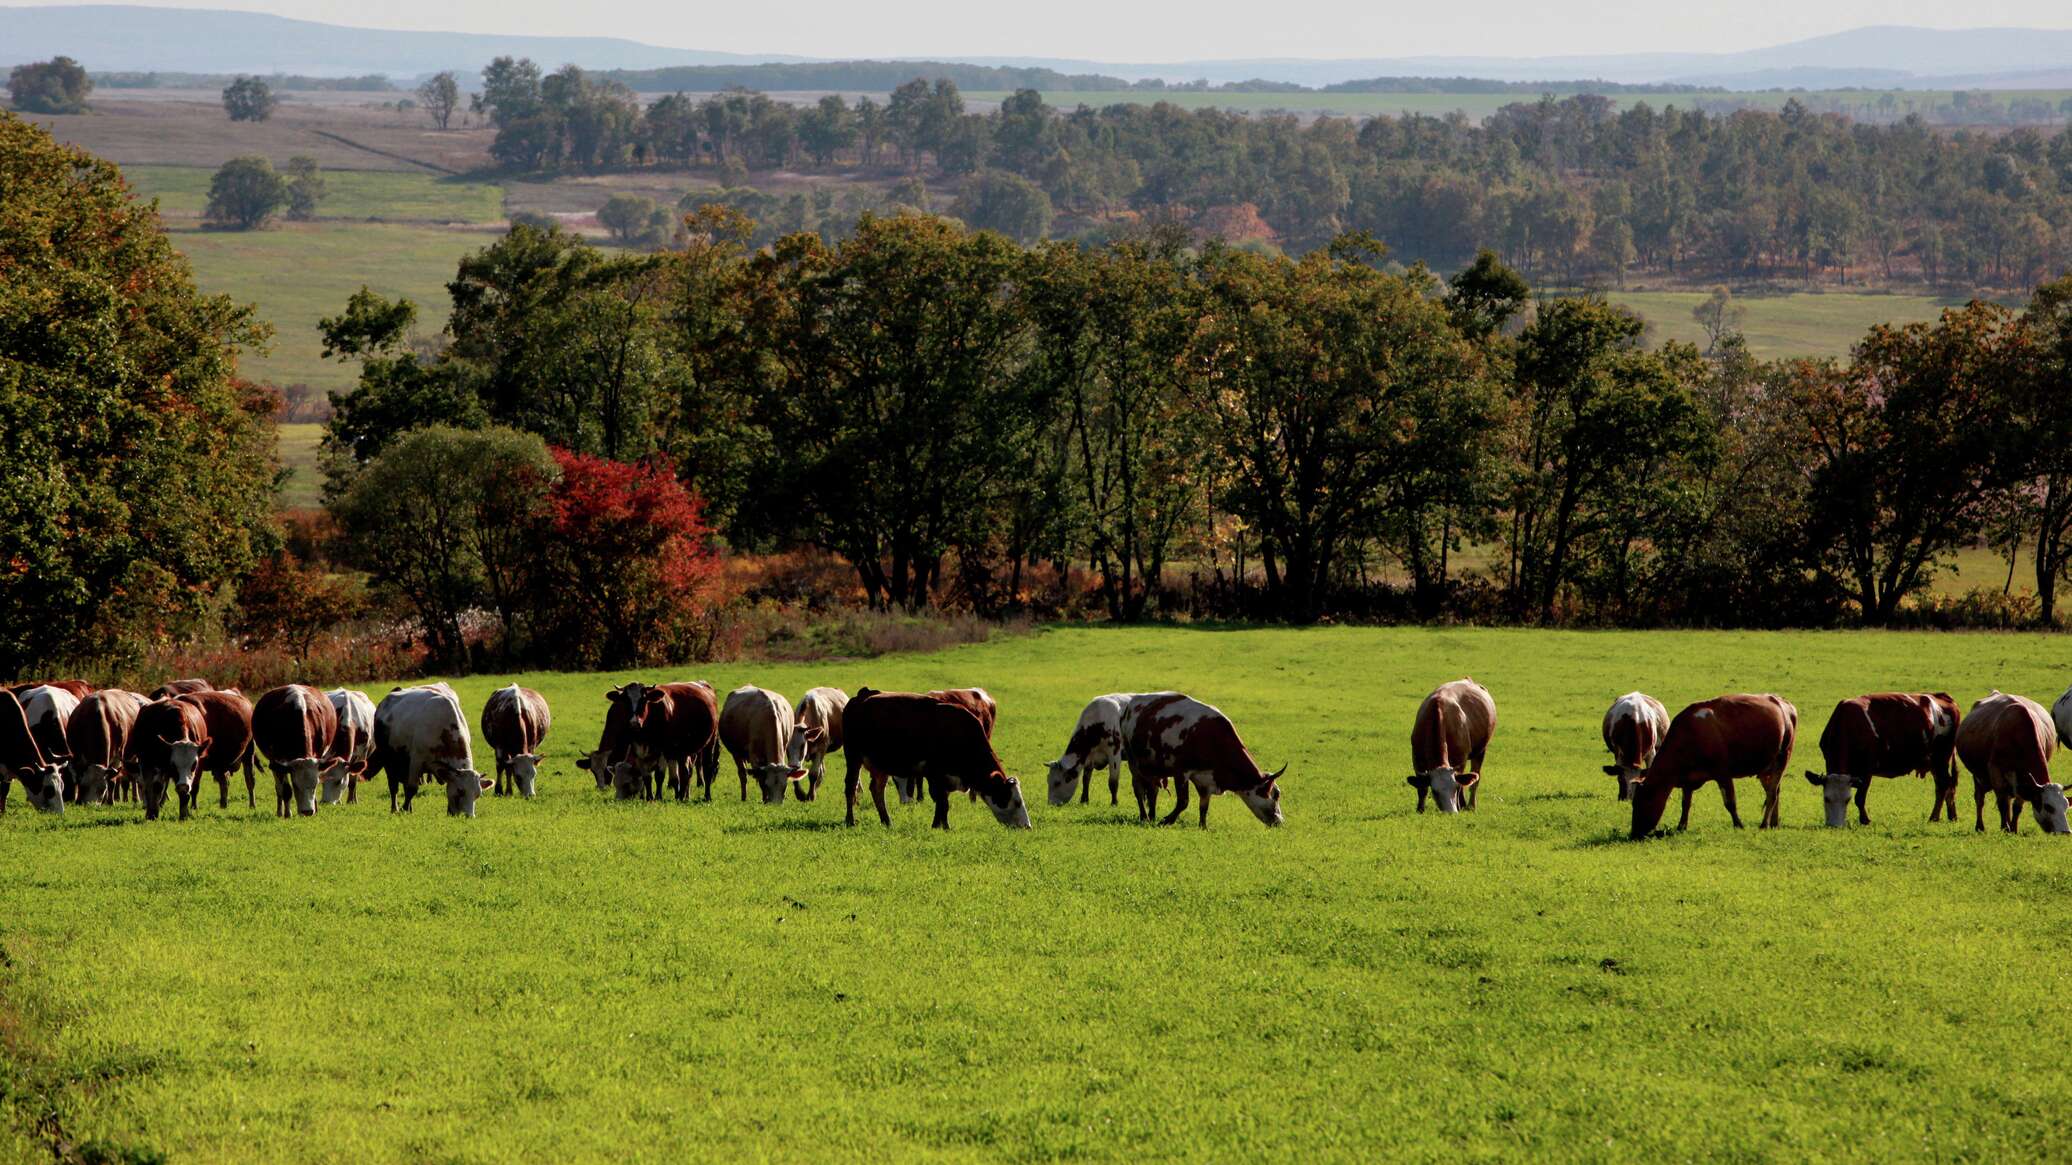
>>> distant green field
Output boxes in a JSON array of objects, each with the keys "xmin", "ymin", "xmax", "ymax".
[
  {"xmin": 275, "ymin": 421, "xmax": 325, "ymax": 509},
  {"xmin": 127, "ymin": 165, "xmax": 505, "ymax": 224},
  {"xmin": 7, "ymin": 625, "xmax": 2072, "ymax": 1162},
  {"xmin": 1609, "ymin": 289, "xmax": 1975, "ymax": 359},
  {"xmin": 169, "ymin": 223, "xmax": 490, "ymax": 391}
]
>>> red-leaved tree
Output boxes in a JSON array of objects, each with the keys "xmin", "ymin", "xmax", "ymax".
[{"xmin": 535, "ymin": 449, "xmax": 720, "ymax": 667}]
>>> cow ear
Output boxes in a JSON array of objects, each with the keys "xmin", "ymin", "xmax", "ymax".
[
  {"xmin": 604, "ymin": 689, "xmax": 620, "ymax": 701},
  {"xmin": 1602, "ymin": 765, "xmax": 1622, "ymax": 777},
  {"xmin": 479, "ymin": 776, "xmax": 495, "ymax": 792},
  {"xmin": 575, "ymin": 756, "xmax": 591, "ymax": 770},
  {"xmin": 1405, "ymin": 774, "xmax": 1425, "ymax": 788},
  {"xmin": 1804, "ymin": 771, "xmax": 1824, "ymax": 787}
]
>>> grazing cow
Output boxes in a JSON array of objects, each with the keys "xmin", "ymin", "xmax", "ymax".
[
  {"xmin": 720, "ymin": 686, "xmax": 808, "ymax": 804},
  {"xmin": 611, "ymin": 681, "xmax": 721, "ymax": 802},
  {"xmin": 1630, "ymin": 694, "xmax": 1798, "ymax": 838},
  {"xmin": 886, "ymin": 688, "xmax": 999, "ymax": 803},
  {"xmin": 0, "ymin": 689, "xmax": 66, "ymax": 814},
  {"xmin": 1601, "ymin": 691, "xmax": 1669, "ymax": 802},
  {"xmin": 1118, "ymin": 692, "xmax": 1284, "ymax": 828},
  {"xmin": 1804, "ymin": 693, "xmax": 1961, "ymax": 828},
  {"xmin": 1408, "ymin": 679, "xmax": 1497, "ymax": 815},
  {"xmin": 151, "ymin": 678, "xmax": 211, "ymax": 699},
  {"xmin": 786, "ymin": 686, "xmax": 847, "ymax": 802},
  {"xmin": 576, "ymin": 687, "xmax": 640, "ymax": 794},
  {"xmin": 1044, "ymin": 693, "xmax": 1149, "ymax": 807},
  {"xmin": 66, "ymin": 689, "xmax": 147, "ymax": 805},
  {"xmin": 18, "ymin": 685, "xmax": 82, "ymax": 778},
  {"xmin": 1960, "ymin": 691, "xmax": 2066, "ymax": 834},
  {"xmin": 373, "ymin": 683, "xmax": 490, "ymax": 817},
  {"xmin": 253, "ymin": 685, "xmax": 339, "ymax": 818},
  {"xmin": 323, "ymin": 689, "xmax": 376, "ymax": 805},
  {"xmin": 480, "ymin": 685, "xmax": 551, "ymax": 798},
  {"xmin": 129, "ymin": 697, "xmax": 210, "ymax": 821},
  {"xmin": 177, "ymin": 689, "xmax": 256, "ymax": 810},
  {"xmin": 843, "ymin": 690, "xmax": 1031, "ymax": 829}
]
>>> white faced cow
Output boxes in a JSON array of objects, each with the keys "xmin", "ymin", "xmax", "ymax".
[
  {"xmin": 480, "ymin": 685, "xmax": 551, "ymax": 798},
  {"xmin": 1045, "ymin": 693, "xmax": 1151, "ymax": 807},
  {"xmin": 721, "ymin": 686, "xmax": 808, "ymax": 804},
  {"xmin": 323, "ymin": 689, "xmax": 376, "ymax": 805},
  {"xmin": 1118, "ymin": 692, "xmax": 1284, "ymax": 828},
  {"xmin": 18, "ymin": 684, "xmax": 81, "ymax": 781},
  {"xmin": 374, "ymin": 683, "xmax": 490, "ymax": 817},
  {"xmin": 1409, "ymin": 679, "xmax": 1497, "ymax": 815},
  {"xmin": 785, "ymin": 686, "xmax": 846, "ymax": 802},
  {"xmin": 253, "ymin": 684, "xmax": 339, "ymax": 818},
  {"xmin": 67, "ymin": 689, "xmax": 146, "ymax": 805},
  {"xmin": 0, "ymin": 689, "xmax": 66, "ymax": 814},
  {"xmin": 1601, "ymin": 691, "xmax": 1668, "ymax": 802}
]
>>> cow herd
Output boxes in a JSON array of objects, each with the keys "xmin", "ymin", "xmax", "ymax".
[{"xmin": 4, "ymin": 671, "xmax": 2071, "ymax": 838}]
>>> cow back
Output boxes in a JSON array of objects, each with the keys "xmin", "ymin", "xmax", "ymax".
[
  {"xmin": 130, "ymin": 698, "xmax": 209, "ymax": 769},
  {"xmin": 253, "ymin": 685, "xmax": 338, "ymax": 765},
  {"xmin": 483, "ymin": 685, "xmax": 550, "ymax": 755},
  {"xmin": 0, "ymin": 690, "xmax": 50, "ymax": 772},
  {"xmin": 1650, "ymin": 694, "xmax": 1797, "ymax": 783},
  {"xmin": 721, "ymin": 686, "xmax": 793, "ymax": 766},
  {"xmin": 645, "ymin": 682, "xmax": 719, "ymax": 758},
  {"xmin": 177, "ymin": 690, "xmax": 253, "ymax": 771},
  {"xmin": 151, "ymin": 678, "xmax": 212, "ymax": 699},
  {"xmin": 1958, "ymin": 692, "xmax": 2055, "ymax": 791},
  {"xmin": 928, "ymin": 689, "xmax": 997, "ymax": 738},
  {"xmin": 19, "ymin": 685, "xmax": 82, "ymax": 762},
  {"xmin": 1602, "ymin": 692, "xmax": 1666, "ymax": 769},
  {"xmin": 376, "ymin": 684, "xmax": 473, "ymax": 770},
  {"xmin": 797, "ymin": 687, "xmax": 847, "ymax": 752},
  {"xmin": 69, "ymin": 690, "xmax": 145, "ymax": 769},
  {"xmin": 327, "ymin": 689, "xmax": 375, "ymax": 764},
  {"xmin": 1123, "ymin": 692, "xmax": 1269, "ymax": 789},
  {"xmin": 848, "ymin": 692, "xmax": 1003, "ymax": 780}
]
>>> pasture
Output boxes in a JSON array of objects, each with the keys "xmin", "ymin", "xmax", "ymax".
[
  {"xmin": 126, "ymin": 165, "xmax": 507, "ymax": 225},
  {"xmin": 1608, "ymin": 288, "xmax": 1976, "ymax": 359},
  {"xmin": 4, "ymin": 625, "xmax": 2071, "ymax": 1162}
]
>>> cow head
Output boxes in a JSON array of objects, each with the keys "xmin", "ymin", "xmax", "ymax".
[
  {"xmin": 1804, "ymin": 770, "xmax": 1863, "ymax": 828},
  {"xmin": 1601, "ymin": 763, "xmax": 1643, "ymax": 802},
  {"xmin": 440, "ymin": 764, "xmax": 493, "ymax": 817},
  {"xmin": 894, "ymin": 773, "xmax": 924, "ymax": 805},
  {"xmin": 576, "ymin": 750, "xmax": 615, "ymax": 792},
  {"xmin": 983, "ymin": 774, "xmax": 1032, "ymax": 829},
  {"xmin": 608, "ymin": 757, "xmax": 647, "ymax": 801},
  {"xmin": 68, "ymin": 759, "xmax": 117, "ymax": 805},
  {"xmin": 318, "ymin": 758, "xmax": 353, "ymax": 805},
  {"xmin": 2030, "ymin": 782, "xmax": 2071, "ymax": 834},
  {"xmin": 161, "ymin": 737, "xmax": 203, "ymax": 818},
  {"xmin": 1045, "ymin": 758, "xmax": 1084, "ymax": 807},
  {"xmin": 620, "ymin": 682, "xmax": 661, "ymax": 727},
  {"xmin": 281, "ymin": 757, "xmax": 326, "ymax": 817},
  {"xmin": 1409, "ymin": 766, "xmax": 1474, "ymax": 814},
  {"xmin": 508, "ymin": 752, "xmax": 542, "ymax": 798},
  {"xmin": 749, "ymin": 760, "xmax": 809, "ymax": 805},
  {"xmin": 7, "ymin": 763, "xmax": 66, "ymax": 814},
  {"xmin": 1241, "ymin": 766, "xmax": 1286, "ymax": 826},
  {"xmin": 785, "ymin": 724, "xmax": 824, "ymax": 771}
]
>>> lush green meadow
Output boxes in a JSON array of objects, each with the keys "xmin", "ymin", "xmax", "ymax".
[
  {"xmin": 4, "ymin": 626, "xmax": 2072, "ymax": 1162},
  {"xmin": 1608, "ymin": 289, "xmax": 1972, "ymax": 359},
  {"xmin": 168, "ymin": 223, "xmax": 498, "ymax": 392},
  {"xmin": 275, "ymin": 422, "xmax": 326, "ymax": 509},
  {"xmin": 127, "ymin": 165, "xmax": 507, "ymax": 224}
]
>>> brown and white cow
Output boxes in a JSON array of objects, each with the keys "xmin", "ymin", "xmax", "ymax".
[
  {"xmin": 721, "ymin": 686, "xmax": 808, "ymax": 804},
  {"xmin": 175, "ymin": 689, "xmax": 257, "ymax": 810},
  {"xmin": 1805, "ymin": 692, "xmax": 1962, "ymax": 828},
  {"xmin": 1959, "ymin": 691, "xmax": 2066, "ymax": 834},
  {"xmin": 610, "ymin": 681, "xmax": 721, "ymax": 802},
  {"xmin": 480, "ymin": 685, "xmax": 551, "ymax": 798},
  {"xmin": 1630, "ymin": 694, "xmax": 1798, "ymax": 838},
  {"xmin": 843, "ymin": 690, "xmax": 1030, "ymax": 830},
  {"xmin": 576, "ymin": 686, "xmax": 640, "ymax": 794},
  {"xmin": 129, "ymin": 697, "xmax": 211, "ymax": 821},
  {"xmin": 18, "ymin": 684, "xmax": 81, "ymax": 779},
  {"xmin": 373, "ymin": 683, "xmax": 490, "ymax": 817},
  {"xmin": 1045, "ymin": 693, "xmax": 1153, "ymax": 807},
  {"xmin": 1601, "ymin": 691, "xmax": 1668, "ymax": 802},
  {"xmin": 66, "ymin": 689, "xmax": 147, "ymax": 805},
  {"xmin": 1120, "ymin": 692, "xmax": 1284, "ymax": 829},
  {"xmin": 0, "ymin": 689, "xmax": 66, "ymax": 814},
  {"xmin": 323, "ymin": 689, "xmax": 376, "ymax": 805},
  {"xmin": 1409, "ymin": 679, "xmax": 1497, "ymax": 815},
  {"xmin": 785, "ymin": 686, "xmax": 847, "ymax": 802},
  {"xmin": 253, "ymin": 684, "xmax": 340, "ymax": 818},
  {"xmin": 151, "ymin": 678, "xmax": 212, "ymax": 699}
]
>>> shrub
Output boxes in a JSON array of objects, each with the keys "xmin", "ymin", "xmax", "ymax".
[
  {"xmin": 234, "ymin": 552, "xmax": 368, "ymax": 659},
  {"xmin": 221, "ymin": 76, "xmax": 276, "ymax": 122},
  {"xmin": 203, "ymin": 156, "xmax": 289, "ymax": 229},
  {"xmin": 7, "ymin": 57, "xmax": 92, "ymax": 114}
]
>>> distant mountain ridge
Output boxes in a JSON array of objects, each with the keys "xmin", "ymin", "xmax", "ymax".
[{"xmin": 3, "ymin": 6, "xmax": 2072, "ymax": 90}]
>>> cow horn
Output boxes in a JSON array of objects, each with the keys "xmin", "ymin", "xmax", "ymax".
[{"xmin": 1268, "ymin": 764, "xmax": 1288, "ymax": 781}]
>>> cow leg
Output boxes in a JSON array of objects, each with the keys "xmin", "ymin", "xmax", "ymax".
[
  {"xmin": 870, "ymin": 769, "xmax": 892, "ymax": 828},
  {"xmin": 1080, "ymin": 765, "xmax": 1091, "ymax": 805},
  {"xmin": 2003, "ymin": 791, "xmax": 2020, "ymax": 833},
  {"xmin": 1974, "ymin": 777, "xmax": 1988, "ymax": 832},
  {"xmin": 1855, "ymin": 781, "xmax": 1871, "ymax": 826},
  {"xmin": 1758, "ymin": 774, "xmax": 1780, "ymax": 828},
  {"xmin": 1108, "ymin": 759, "xmax": 1120, "ymax": 806},
  {"xmin": 216, "ymin": 771, "xmax": 229, "ymax": 809},
  {"xmin": 738, "ymin": 762, "xmax": 748, "ymax": 802},
  {"xmin": 0, "ymin": 779, "xmax": 9, "ymax": 814},
  {"xmin": 244, "ymin": 753, "xmax": 256, "ymax": 808},
  {"xmin": 1197, "ymin": 781, "xmax": 1211, "ymax": 829},
  {"xmin": 930, "ymin": 778, "xmax": 951, "ymax": 830},
  {"xmin": 843, "ymin": 755, "xmax": 862, "ymax": 827},
  {"xmin": 1676, "ymin": 784, "xmax": 1695, "ymax": 830},
  {"xmin": 1159, "ymin": 776, "xmax": 1190, "ymax": 826},
  {"xmin": 1718, "ymin": 778, "xmax": 1744, "ymax": 828}
]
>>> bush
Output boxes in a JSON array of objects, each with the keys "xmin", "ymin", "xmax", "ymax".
[
  {"xmin": 7, "ymin": 57, "xmax": 92, "ymax": 114},
  {"xmin": 222, "ymin": 76, "xmax": 276, "ymax": 122},
  {"xmin": 284, "ymin": 155, "xmax": 325, "ymax": 221},
  {"xmin": 234, "ymin": 552, "xmax": 368, "ymax": 659},
  {"xmin": 203, "ymin": 156, "xmax": 289, "ymax": 229}
]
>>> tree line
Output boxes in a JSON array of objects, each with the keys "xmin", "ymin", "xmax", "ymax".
[
  {"xmin": 319, "ymin": 206, "xmax": 2072, "ymax": 652},
  {"xmin": 466, "ymin": 63, "xmax": 2072, "ymax": 292}
]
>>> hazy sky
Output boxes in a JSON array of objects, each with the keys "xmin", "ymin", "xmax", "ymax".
[{"xmin": 25, "ymin": 0, "xmax": 2072, "ymax": 60}]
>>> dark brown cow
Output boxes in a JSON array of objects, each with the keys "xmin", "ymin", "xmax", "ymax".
[
  {"xmin": 1630, "ymin": 694, "xmax": 1798, "ymax": 838},
  {"xmin": 129, "ymin": 697, "xmax": 211, "ymax": 821},
  {"xmin": 67, "ymin": 689, "xmax": 146, "ymax": 805},
  {"xmin": 1804, "ymin": 692, "xmax": 1961, "ymax": 827},
  {"xmin": 612, "ymin": 681, "xmax": 720, "ymax": 802},
  {"xmin": 1956, "ymin": 691, "xmax": 2066, "ymax": 834},
  {"xmin": 886, "ymin": 688, "xmax": 998, "ymax": 804},
  {"xmin": 576, "ymin": 687, "xmax": 639, "ymax": 794},
  {"xmin": 1119, "ymin": 692, "xmax": 1284, "ymax": 828},
  {"xmin": 253, "ymin": 685, "xmax": 340, "ymax": 817},
  {"xmin": 1408, "ymin": 679, "xmax": 1496, "ymax": 815},
  {"xmin": 151, "ymin": 678, "xmax": 212, "ymax": 699},
  {"xmin": 177, "ymin": 689, "xmax": 256, "ymax": 810},
  {"xmin": 0, "ymin": 689, "xmax": 66, "ymax": 814},
  {"xmin": 481, "ymin": 684, "xmax": 551, "ymax": 798},
  {"xmin": 843, "ymin": 690, "xmax": 1030, "ymax": 829}
]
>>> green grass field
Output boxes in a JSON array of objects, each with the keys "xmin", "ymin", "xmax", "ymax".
[
  {"xmin": 169, "ymin": 223, "xmax": 494, "ymax": 392},
  {"xmin": 5, "ymin": 626, "xmax": 2072, "ymax": 1162},
  {"xmin": 275, "ymin": 421, "xmax": 325, "ymax": 509},
  {"xmin": 1609, "ymin": 289, "xmax": 1977, "ymax": 359},
  {"xmin": 126, "ymin": 165, "xmax": 506, "ymax": 224}
]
